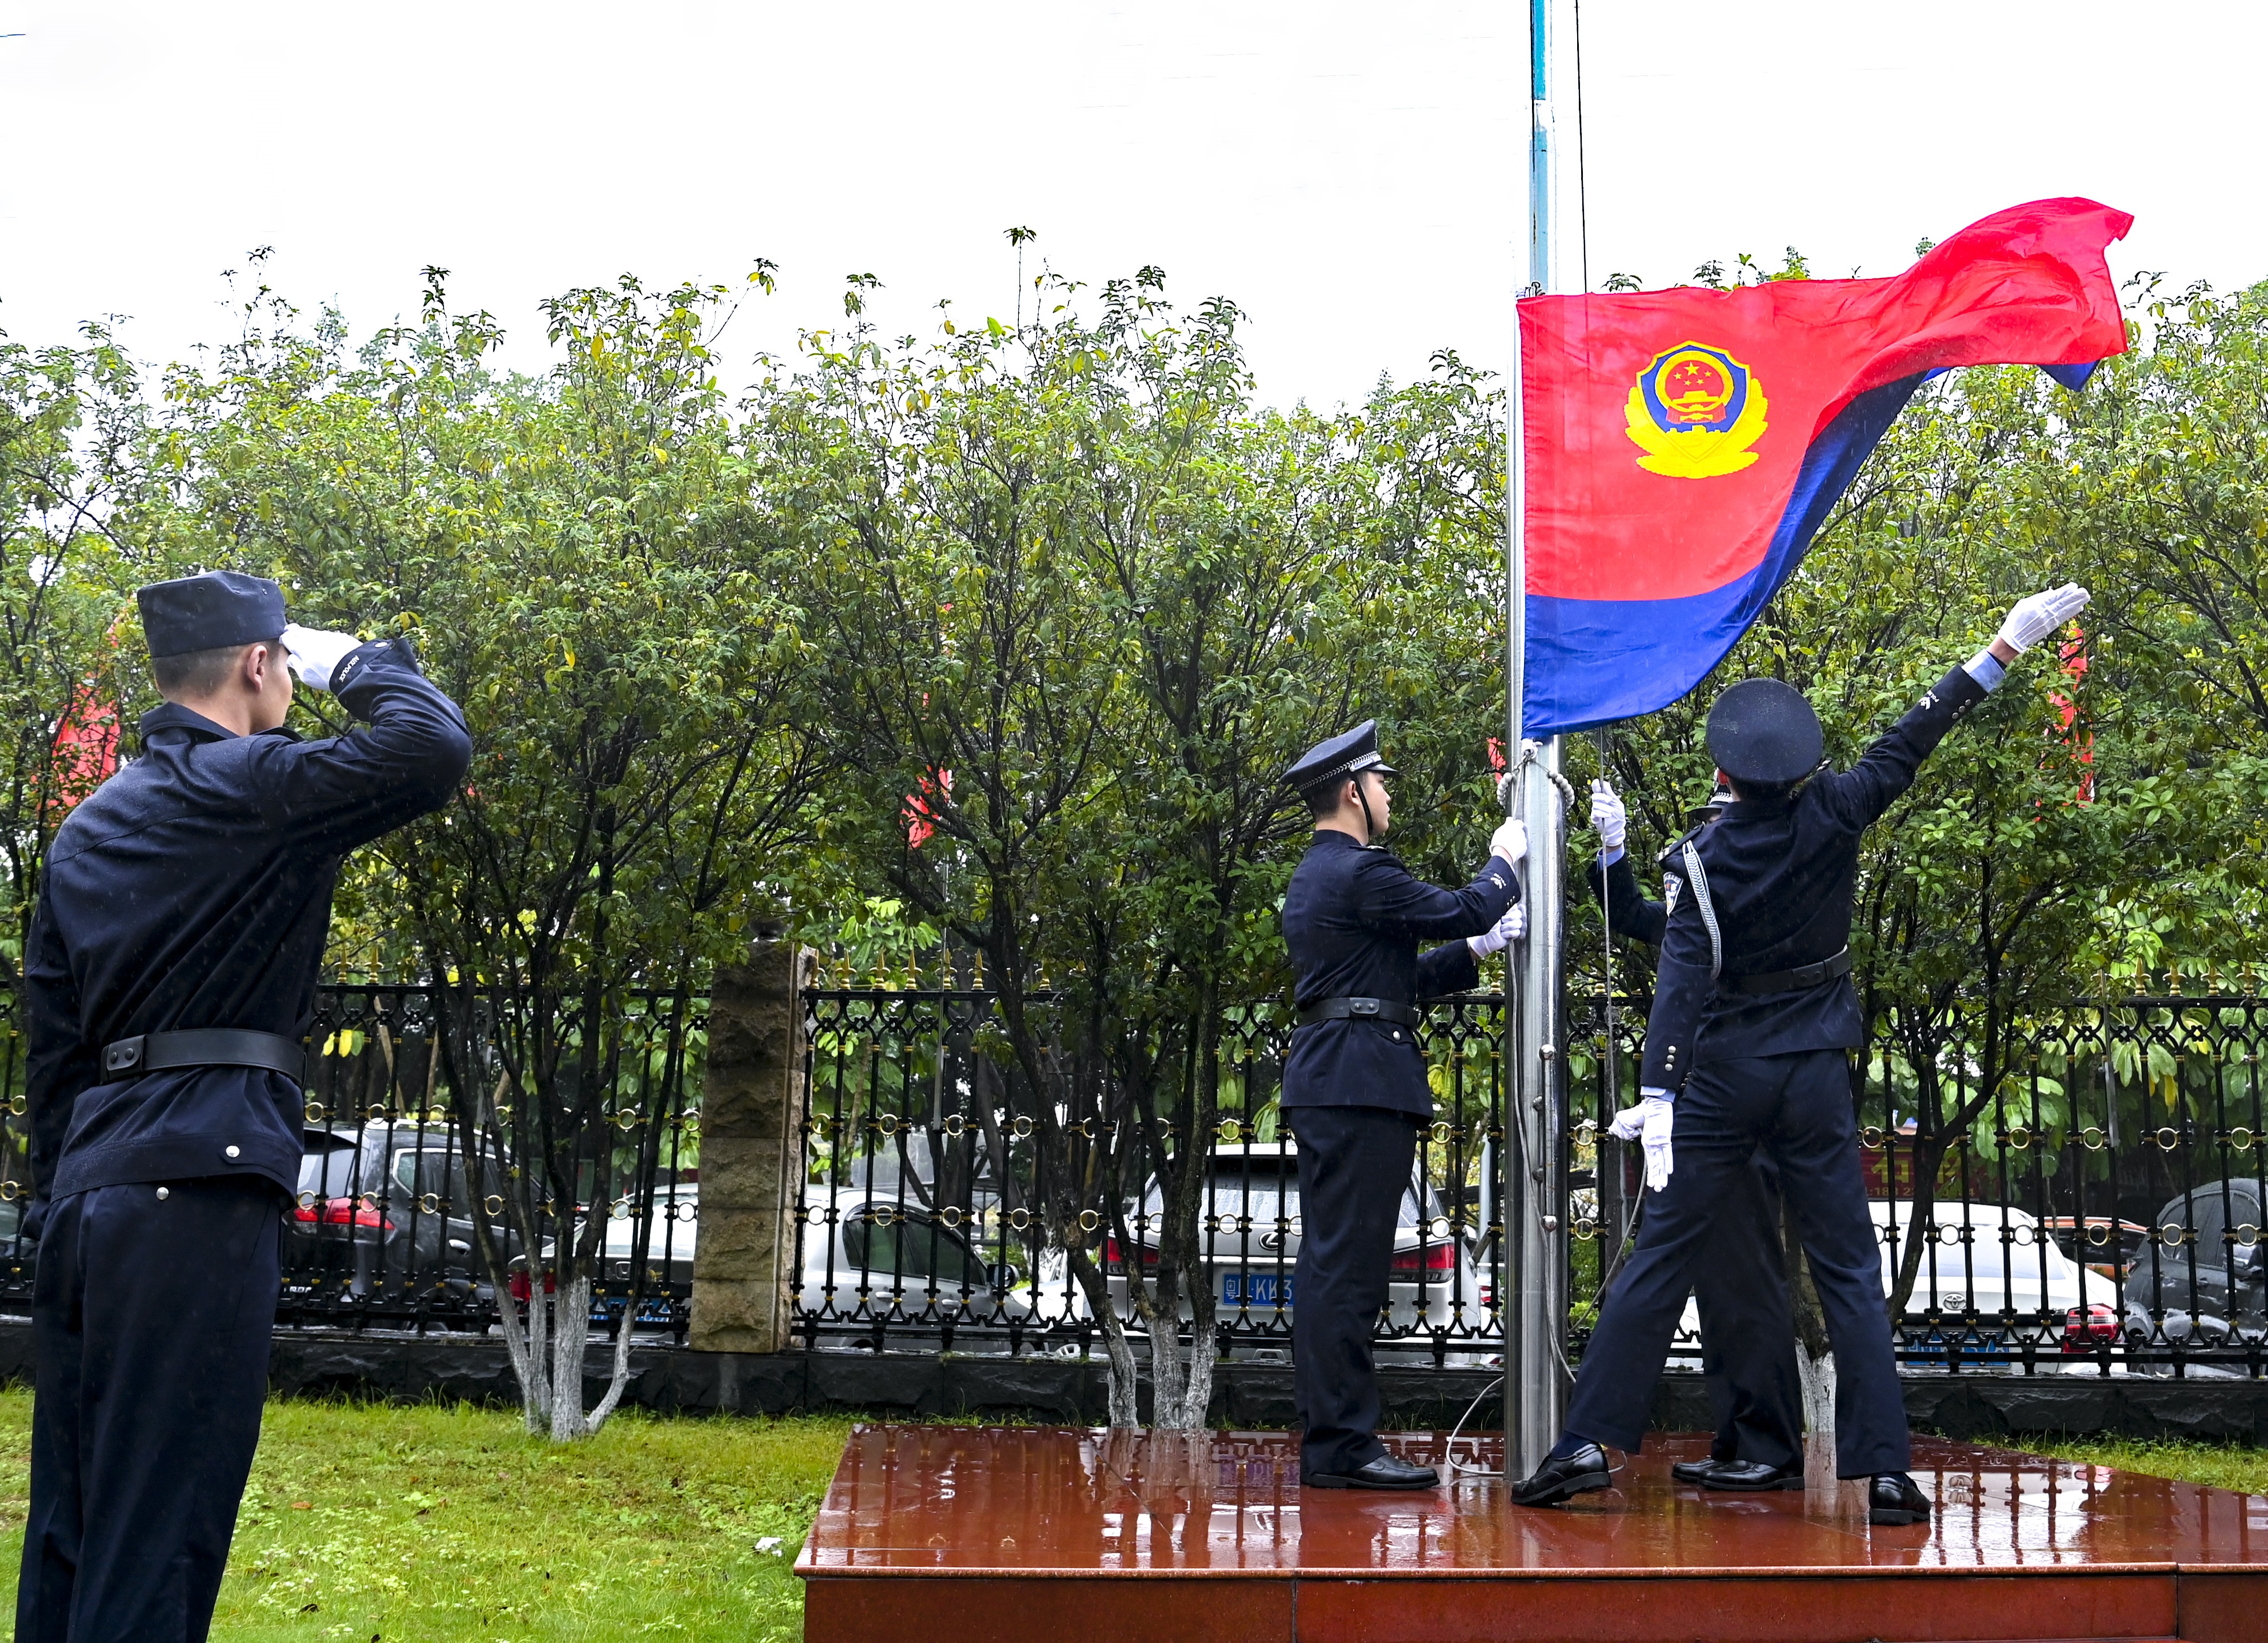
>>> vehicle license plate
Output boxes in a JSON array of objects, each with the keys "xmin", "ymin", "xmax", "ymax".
[{"xmin": 1223, "ymin": 1272, "xmax": 1293, "ymax": 1307}]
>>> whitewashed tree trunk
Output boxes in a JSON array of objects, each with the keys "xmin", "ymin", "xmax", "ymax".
[
  {"xmin": 1147, "ymin": 1308, "xmax": 1183, "ymax": 1429},
  {"xmin": 548, "ymin": 1273, "xmax": 594, "ymax": 1442},
  {"xmin": 1102, "ymin": 1322, "xmax": 1142, "ymax": 1429},
  {"xmin": 1782, "ymin": 1193, "xmax": 1837, "ymax": 1463},
  {"xmin": 490, "ymin": 1217, "xmax": 642, "ymax": 1440},
  {"xmin": 1070, "ymin": 1259, "xmax": 1144, "ymax": 1429},
  {"xmin": 1795, "ymin": 1342, "xmax": 1837, "ymax": 1438},
  {"xmin": 1167, "ymin": 1316, "xmax": 1217, "ymax": 1431},
  {"xmin": 493, "ymin": 1271, "xmax": 543, "ymax": 1433},
  {"xmin": 1142, "ymin": 1300, "xmax": 1216, "ymax": 1432}
]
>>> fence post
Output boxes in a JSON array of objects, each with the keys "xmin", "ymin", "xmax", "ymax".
[{"xmin": 690, "ymin": 937, "xmax": 813, "ymax": 1354}]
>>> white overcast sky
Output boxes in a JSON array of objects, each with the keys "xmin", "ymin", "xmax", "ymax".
[{"xmin": 2, "ymin": 1, "xmax": 2261, "ymax": 410}]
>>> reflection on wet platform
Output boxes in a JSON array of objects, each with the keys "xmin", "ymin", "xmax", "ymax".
[
  {"xmin": 799, "ymin": 1426, "xmax": 2268, "ymax": 1641},
  {"xmin": 801, "ymin": 1425, "xmax": 2268, "ymax": 1576}
]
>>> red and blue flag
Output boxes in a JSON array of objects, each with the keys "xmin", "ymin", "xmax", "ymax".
[{"xmin": 1519, "ymin": 198, "xmax": 2132, "ymax": 737}]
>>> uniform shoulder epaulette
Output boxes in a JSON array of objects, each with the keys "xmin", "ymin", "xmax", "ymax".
[{"xmin": 1655, "ymin": 822, "xmax": 1706, "ymax": 870}]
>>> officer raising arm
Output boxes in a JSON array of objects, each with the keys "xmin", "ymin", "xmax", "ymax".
[
  {"xmin": 1585, "ymin": 776, "xmax": 1807, "ymax": 1494},
  {"xmin": 1279, "ymin": 721, "xmax": 1525, "ymax": 1491},
  {"xmin": 17, "ymin": 573, "xmax": 471, "ymax": 1643},
  {"xmin": 1513, "ymin": 583, "xmax": 2089, "ymax": 1528}
]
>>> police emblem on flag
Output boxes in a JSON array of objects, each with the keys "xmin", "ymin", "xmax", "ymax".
[{"xmin": 1624, "ymin": 342, "xmax": 1771, "ymax": 478}]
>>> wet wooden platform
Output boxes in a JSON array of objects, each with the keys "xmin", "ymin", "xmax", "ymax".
[{"xmin": 797, "ymin": 1425, "xmax": 2268, "ymax": 1641}]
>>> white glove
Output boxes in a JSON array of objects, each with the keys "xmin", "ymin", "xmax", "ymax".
[
  {"xmin": 1589, "ymin": 779, "xmax": 1627, "ymax": 852},
  {"xmin": 1995, "ymin": 583, "xmax": 2091, "ymax": 654},
  {"xmin": 1467, "ymin": 900, "xmax": 1525, "ymax": 958},
  {"xmin": 1609, "ymin": 1092, "xmax": 1675, "ymax": 1192},
  {"xmin": 1488, "ymin": 817, "xmax": 1528, "ymax": 865},
  {"xmin": 281, "ymin": 623, "xmax": 362, "ymax": 692}
]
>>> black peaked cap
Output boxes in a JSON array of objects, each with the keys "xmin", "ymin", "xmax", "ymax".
[
  {"xmin": 1706, "ymin": 678, "xmax": 1823, "ymax": 787},
  {"xmin": 1282, "ymin": 719, "xmax": 1398, "ymax": 794},
  {"xmin": 137, "ymin": 571, "xmax": 287, "ymax": 658}
]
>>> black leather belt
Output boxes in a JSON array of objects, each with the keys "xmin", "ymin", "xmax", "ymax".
[
  {"xmin": 1724, "ymin": 948, "xmax": 1852, "ymax": 997},
  {"xmin": 99, "ymin": 1028, "xmax": 307, "ymax": 1084},
  {"xmin": 1294, "ymin": 996, "xmax": 1422, "ymax": 1030}
]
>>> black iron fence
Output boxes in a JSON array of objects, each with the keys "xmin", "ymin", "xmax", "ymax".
[
  {"xmin": 2, "ymin": 974, "xmax": 2259, "ymax": 1377},
  {"xmin": 0, "ymin": 985, "xmax": 704, "ymax": 1340},
  {"xmin": 799, "ymin": 985, "xmax": 2268, "ymax": 1380},
  {"xmin": 796, "ymin": 988, "xmax": 1503, "ymax": 1364}
]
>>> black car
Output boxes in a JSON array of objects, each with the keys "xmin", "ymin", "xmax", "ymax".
[
  {"xmin": 285, "ymin": 1124, "xmax": 515, "ymax": 1322},
  {"xmin": 2121, "ymin": 1178, "xmax": 2267, "ymax": 1336}
]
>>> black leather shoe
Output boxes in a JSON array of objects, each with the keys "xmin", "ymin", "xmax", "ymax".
[
  {"xmin": 1701, "ymin": 1459, "xmax": 1804, "ymax": 1492},
  {"xmin": 1869, "ymin": 1472, "xmax": 1932, "ymax": 1526},
  {"xmin": 1510, "ymin": 1442, "xmax": 1611, "ymax": 1507},
  {"xmin": 1305, "ymin": 1454, "xmax": 1441, "ymax": 1490},
  {"xmin": 1670, "ymin": 1458, "xmax": 1717, "ymax": 1485}
]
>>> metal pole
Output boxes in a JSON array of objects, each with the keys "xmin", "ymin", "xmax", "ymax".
[{"xmin": 1505, "ymin": 0, "xmax": 1573, "ymax": 1484}]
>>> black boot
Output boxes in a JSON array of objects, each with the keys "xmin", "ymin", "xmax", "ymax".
[
  {"xmin": 1510, "ymin": 1441, "xmax": 1612, "ymax": 1508},
  {"xmin": 1305, "ymin": 1453, "xmax": 1441, "ymax": 1490},
  {"xmin": 1868, "ymin": 1472, "xmax": 1931, "ymax": 1526}
]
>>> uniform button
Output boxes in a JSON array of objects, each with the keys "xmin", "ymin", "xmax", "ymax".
[
  {"xmin": 155, "ymin": 1186, "xmax": 169, "ymax": 1201},
  {"xmin": 1390, "ymin": 1030, "xmax": 1402, "ymax": 1041},
  {"xmin": 225, "ymin": 1145, "xmax": 241, "ymax": 1159}
]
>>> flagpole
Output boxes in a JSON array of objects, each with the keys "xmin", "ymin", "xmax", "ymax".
[{"xmin": 1505, "ymin": 0, "xmax": 1572, "ymax": 1485}]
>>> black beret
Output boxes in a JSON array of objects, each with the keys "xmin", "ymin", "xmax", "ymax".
[
  {"xmin": 1706, "ymin": 678, "xmax": 1823, "ymax": 787},
  {"xmin": 1282, "ymin": 719, "xmax": 1398, "ymax": 795},
  {"xmin": 137, "ymin": 571, "xmax": 287, "ymax": 658}
]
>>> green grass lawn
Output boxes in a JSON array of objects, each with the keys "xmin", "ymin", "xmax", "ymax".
[
  {"xmin": 0, "ymin": 1387, "xmax": 853, "ymax": 1642},
  {"xmin": 2019, "ymin": 1433, "xmax": 2268, "ymax": 1497}
]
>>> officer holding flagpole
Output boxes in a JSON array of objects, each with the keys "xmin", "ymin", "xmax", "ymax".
[
  {"xmin": 1279, "ymin": 721, "xmax": 1526, "ymax": 1490},
  {"xmin": 17, "ymin": 572, "xmax": 471, "ymax": 1641},
  {"xmin": 1513, "ymin": 583, "xmax": 2090, "ymax": 1526},
  {"xmin": 1587, "ymin": 778, "xmax": 1805, "ymax": 1491}
]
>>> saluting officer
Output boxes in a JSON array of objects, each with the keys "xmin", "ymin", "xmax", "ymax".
[
  {"xmin": 1280, "ymin": 721, "xmax": 1525, "ymax": 1490},
  {"xmin": 1587, "ymin": 778, "xmax": 1805, "ymax": 1492},
  {"xmin": 1514, "ymin": 583, "xmax": 2090, "ymax": 1528},
  {"xmin": 18, "ymin": 573, "xmax": 471, "ymax": 1641}
]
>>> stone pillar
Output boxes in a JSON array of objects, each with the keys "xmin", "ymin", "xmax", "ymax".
[{"xmin": 690, "ymin": 938, "xmax": 813, "ymax": 1354}]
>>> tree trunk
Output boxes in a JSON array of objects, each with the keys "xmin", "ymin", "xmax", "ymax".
[
  {"xmin": 1167, "ymin": 1320, "xmax": 1218, "ymax": 1432},
  {"xmin": 1142, "ymin": 1005, "xmax": 1225, "ymax": 1434},
  {"xmin": 1099, "ymin": 1298, "xmax": 1142, "ymax": 1429},
  {"xmin": 1069, "ymin": 1253, "xmax": 1143, "ymax": 1429},
  {"xmin": 549, "ymin": 1271, "xmax": 596, "ymax": 1441},
  {"xmin": 1782, "ymin": 1190, "xmax": 1838, "ymax": 1449}
]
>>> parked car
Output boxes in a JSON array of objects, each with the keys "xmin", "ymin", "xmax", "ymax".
[
  {"xmin": 601, "ymin": 1182, "xmax": 699, "ymax": 1288},
  {"xmin": 1674, "ymin": 1198, "xmax": 2086, "ymax": 1366},
  {"xmin": 2117, "ymin": 1178, "xmax": 2268, "ymax": 1337},
  {"xmin": 796, "ymin": 1196, "xmax": 1050, "ymax": 1336},
  {"xmin": 1101, "ymin": 1141, "xmax": 1491, "ymax": 1365},
  {"xmin": 287, "ymin": 1124, "xmax": 514, "ymax": 1310},
  {"xmin": 1880, "ymin": 1198, "xmax": 2090, "ymax": 1365},
  {"xmin": 1877, "ymin": 1198, "xmax": 2090, "ymax": 1320},
  {"xmin": 2040, "ymin": 1215, "xmax": 2150, "ymax": 1281}
]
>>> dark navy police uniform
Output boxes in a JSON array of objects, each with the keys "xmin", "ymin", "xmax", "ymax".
[
  {"xmin": 1560, "ymin": 659, "xmax": 1997, "ymax": 1482},
  {"xmin": 1280, "ymin": 730, "xmax": 1518, "ymax": 1481},
  {"xmin": 18, "ymin": 574, "xmax": 470, "ymax": 1643},
  {"xmin": 1589, "ymin": 840, "xmax": 1802, "ymax": 1474}
]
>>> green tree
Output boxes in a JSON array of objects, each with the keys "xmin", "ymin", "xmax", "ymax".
[
  {"xmin": 0, "ymin": 323, "xmax": 149, "ymax": 967},
  {"xmin": 129, "ymin": 270, "xmax": 820, "ymax": 1438},
  {"xmin": 770, "ymin": 267, "xmax": 1512, "ymax": 1426}
]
